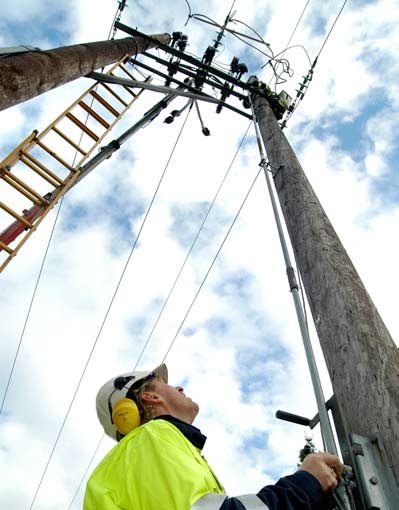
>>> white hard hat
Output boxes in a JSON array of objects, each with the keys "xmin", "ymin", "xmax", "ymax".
[{"xmin": 96, "ymin": 363, "xmax": 168, "ymax": 441}]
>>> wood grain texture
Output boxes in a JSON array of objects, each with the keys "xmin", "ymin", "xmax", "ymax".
[
  {"xmin": 253, "ymin": 91, "xmax": 399, "ymax": 484},
  {"xmin": 0, "ymin": 34, "xmax": 170, "ymax": 111}
]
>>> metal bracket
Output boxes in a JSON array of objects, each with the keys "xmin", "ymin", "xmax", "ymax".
[
  {"xmin": 0, "ymin": 45, "xmax": 41, "ymax": 57},
  {"xmin": 349, "ymin": 432, "xmax": 399, "ymax": 510}
]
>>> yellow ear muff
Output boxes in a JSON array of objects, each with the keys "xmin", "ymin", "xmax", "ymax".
[{"xmin": 112, "ymin": 398, "xmax": 141, "ymax": 435}]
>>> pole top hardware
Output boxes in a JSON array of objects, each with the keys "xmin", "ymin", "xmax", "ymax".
[{"xmin": 247, "ymin": 75, "xmax": 291, "ymax": 120}]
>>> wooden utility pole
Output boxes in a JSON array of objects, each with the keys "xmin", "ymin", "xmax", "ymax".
[
  {"xmin": 251, "ymin": 83, "xmax": 399, "ymax": 484},
  {"xmin": 0, "ymin": 34, "xmax": 170, "ymax": 112}
]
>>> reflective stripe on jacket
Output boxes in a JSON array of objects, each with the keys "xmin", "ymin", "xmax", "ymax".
[
  {"xmin": 192, "ymin": 492, "xmax": 269, "ymax": 509},
  {"xmin": 84, "ymin": 419, "xmax": 225, "ymax": 509}
]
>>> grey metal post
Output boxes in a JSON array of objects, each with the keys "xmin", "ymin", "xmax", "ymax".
[
  {"xmin": 250, "ymin": 78, "xmax": 399, "ymax": 486},
  {"xmin": 250, "ymin": 100, "xmax": 338, "ymax": 456}
]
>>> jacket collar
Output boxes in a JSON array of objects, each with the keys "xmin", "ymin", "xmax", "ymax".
[{"xmin": 154, "ymin": 415, "xmax": 207, "ymax": 450}]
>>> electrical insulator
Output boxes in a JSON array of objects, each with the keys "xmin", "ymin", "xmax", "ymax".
[
  {"xmin": 230, "ymin": 57, "xmax": 239, "ymax": 74},
  {"xmin": 178, "ymin": 35, "xmax": 188, "ymax": 52},
  {"xmin": 203, "ymin": 46, "xmax": 216, "ymax": 64},
  {"xmin": 242, "ymin": 97, "xmax": 251, "ymax": 109},
  {"xmin": 171, "ymin": 32, "xmax": 183, "ymax": 48},
  {"xmin": 238, "ymin": 63, "xmax": 248, "ymax": 75}
]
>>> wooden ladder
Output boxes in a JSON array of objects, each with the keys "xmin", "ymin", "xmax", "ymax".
[{"xmin": 0, "ymin": 57, "xmax": 145, "ymax": 272}]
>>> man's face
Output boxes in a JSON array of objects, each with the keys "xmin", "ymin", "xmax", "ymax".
[{"xmin": 144, "ymin": 378, "xmax": 199, "ymax": 424}]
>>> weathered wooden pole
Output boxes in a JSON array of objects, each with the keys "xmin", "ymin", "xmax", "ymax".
[
  {"xmin": 251, "ymin": 81, "xmax": 399, "ymax": 484},
  {"xmin": 0, "ymin": 34, "xmax": 170, "ymax": 112}
]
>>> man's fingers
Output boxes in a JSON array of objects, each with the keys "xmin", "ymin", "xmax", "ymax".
[
  {"xmin": 298, "ymin": 452, "xmax": 344, "ymax": 492},
  {"xmin": 327, "ymin": 455, "xmax": 343, "ymax": 478}
]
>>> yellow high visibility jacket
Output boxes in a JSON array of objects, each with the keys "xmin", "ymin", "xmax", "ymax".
[{"xmin": 84, "ymin": 418, "xmax": 225, "ymax": 510}]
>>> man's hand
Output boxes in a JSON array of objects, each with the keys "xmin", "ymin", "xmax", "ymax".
[{"xmin": 298, "ymin": 452, "xmax": 343, "ymax": 491}]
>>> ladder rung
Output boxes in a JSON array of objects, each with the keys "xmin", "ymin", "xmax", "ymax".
[
  {"xmin": 0, "ymin": 201, "xmax": 33, "ymax": 228},
  {"xmin": 65, "ymin": 112, "xmax": 99, "ymax": 141},
  {"xmin": 78, "ymin": 101, "xmax": 110, "ymax": 129},
  {"xmin": 118, "ymin": 64, "xmax": 137, "ymax": 81},
  {"xmin": 52, "ymin": 126, "xmax": 87, "ymax": 155},
  {"xmin": 89, "ymin": 91, "xmax": 120, "ymax": 117},
  {"xmin": 98, "ymin": 82, "xmax": 128, "ymax": 107},
  {"xmin": 36, "ymin": 140, "xmax": 75, "ymax": 172},
  {"xmin": 109, "ymin": 71, "xmax": 137, "ymax": 97},
  {"xmin": 1, "ymin": 170, "xmax": 47, "ymax": 205},
  {"xmin": 0, "ymin": 239, "xmax": 13, "ymax": 254},
  {"xmin": 0, "ymin": 131, "xmax": 38, "ymax": 169},
  {"xmin": 20, "ymin": 152, "xmax": 64, "ymax": 187}
]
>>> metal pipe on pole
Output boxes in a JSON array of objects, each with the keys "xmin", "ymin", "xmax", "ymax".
[
  {"xmin": 250, "ymin": 107, "xmax": 337, "ymax": 456},
  {"xmin": 250, "ymin": 78, "xmax": 399, "ymax": 485},
  {"xmin": 0, "ymin": 33, "xmax": 171, "ymax": 112}
]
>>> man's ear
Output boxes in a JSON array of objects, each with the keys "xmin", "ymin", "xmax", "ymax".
[{"xmin": 141, "ymin": 391, "xmax": 162, "ymax": 406}]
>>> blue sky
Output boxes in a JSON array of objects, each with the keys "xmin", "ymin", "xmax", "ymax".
[{"xmin": 0, "ymin": 0, "xmax": 398, "ymax": 508}]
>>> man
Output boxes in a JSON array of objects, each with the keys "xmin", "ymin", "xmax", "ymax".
[{"xmin": 84, "ymin": 363, "xmax": 343, "ymax": 509}]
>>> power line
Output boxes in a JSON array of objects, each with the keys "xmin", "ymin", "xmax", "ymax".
[
  {"xmin": 0, "ymin": 200, "xmax": 63, "ymax": 416},
  {"xmin": 282, "ymin": 0, "xmax": 312, "ymax": 56},
  {"xmin": 316, "ymin": 0, "xmax": 349, "ymax": 58},
  {"xmin": 66, "ymin": 434, "xmax": 104, "ymax": 510},
  {"xmin": 28, "ymin": 106, "xmax": 193, "ymax": 510},
  {"xmin": 134, "ymin": 121, "xmax": 252, "ymax": 370},
  {"xmin": 162, "ymin": 164, "xmax": 262, "ymax": 363},
  {"xmin": 281, "ymin": 0, "xmax": 350, "ymax": 127},
  {"xmin": 0, "ymin": 98, "xmax": 98, "ymax": 417},
  {"xmin": 63, "ymin": 121, "xmax": 251, "ymax": 508}
]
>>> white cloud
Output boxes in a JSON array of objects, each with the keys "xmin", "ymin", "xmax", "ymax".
[{"xmin": 0, "ymin": 1, "xmax": 397, "ymax": 508}]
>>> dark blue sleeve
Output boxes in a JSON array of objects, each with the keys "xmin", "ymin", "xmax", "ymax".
[{"xmin": 220, "ymin": 471, "xmax": 328, "ymax": 510}]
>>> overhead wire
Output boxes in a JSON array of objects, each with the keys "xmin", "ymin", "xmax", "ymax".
[
  {"xmin": 107, "ymin": 0, "xmax": 128, "ymax": 40},
  {"xmin": 316, "ymin": 0, "xmax": 348, "ymax": 59},
  {"xmin": 0, "ymin": 91, "xmax": 99, "ymax": 417},
  {"xmin": 28, "ymin": 0, "xmax": 350, "ymax": 504},
  {"xmin": 0, "ymin": 199, "xmax": 64, "ymax": 416},
  {"xmin": 134, "ymin": 121, "xmax": 252, "ymax": 369},
  {"xmin": 1, "ymin": 0, "xmax": 133, "ymax": 419},
  {"xmin": 280, "ymin": 0, "xmax": 311, "ymax": 60},
  {"xmin": 28, "ymin": 104, "xmax": 194, "ymax": 510},
  {"xmin": 281, "ymin": 0, "xmax": 350, "ymax": 127},
  {"xmin": 65, "ymin": 121, "xmax": 252, "ymax": 507},
  {"xmin": 66, "ymin": 434, "xmax": 104, "ymax": 510},
  {"xmin": 162, "ymin": 163, "xmax": 263, "ymax": 363}
]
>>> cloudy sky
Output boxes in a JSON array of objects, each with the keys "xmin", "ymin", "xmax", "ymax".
[{"xmin": 0, "ymin": 0, "xmax": 398, "ymax": 508}]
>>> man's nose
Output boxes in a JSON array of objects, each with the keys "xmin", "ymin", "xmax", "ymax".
[{"xmin": 176, "ymin": 386, "xmax": 184, "ymax": 393}]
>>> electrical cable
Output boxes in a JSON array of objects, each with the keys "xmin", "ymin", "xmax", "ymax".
[
  {"xmin": 272, "ymin": 44, "xmax": 312, "ymax": 67},
  {"xmin": 280, "ymin": 0, "xmax": 349, "ymax": 128},
  {"xmin": 161, "ymin": 164, "xmax": 262, "ymax": 362},
  {"xmin": 184, "ymin": 0, "xmax": 193, "ymax": 26},
  {"xmin": 134, "ymin": 121, "xmax": 252, "ymax": 369},
  {"xmin": 107, "ymin": 0, "xmax": 128, "ymax": 40},
  {"xmin": 280, "ymin": 0, "xmax": 311, "ymax": 60},
  {"xmin": 66, "ymin": 434, "xmax": 104, "ymax": 510},
  {"xmin": 0, "ymin": 199, "xmax": 64, "ymax": 417},
  {"xmin": 63, "ymin": 122, "xmax": 252, "ymax": 507},
  {"xmin": 316, "ymin": 0, "xmax": 349, "ymax": 59},
  {"xmin": 230, "ymin": 18, "xmax": 271, "ymax": 49},
  {"xmin": 0, "ymin": 89, "xmax": 100, "ymax": 418},
  {"xmin": 28, "ymin": 104, "xmax": 194, "ymax": 510}
]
